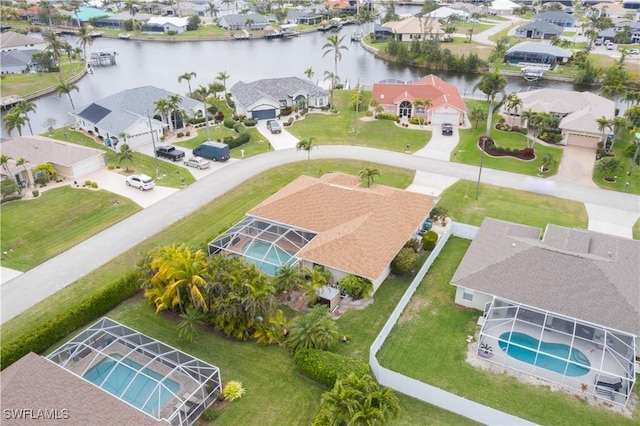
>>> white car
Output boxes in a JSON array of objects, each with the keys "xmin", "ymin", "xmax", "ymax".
[
  {"xmin": 183, "ymin": 156, "xmax": 211, "ymax": 169},
  {"xmin": 626, "ymin": 49, "xmax": 639, "ymax": 55},
  {"xmin": 125, "ymin": 174, "xmax": 155, "ymax": 191}
]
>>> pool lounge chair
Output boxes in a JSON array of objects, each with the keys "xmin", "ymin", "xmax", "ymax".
[
  {"xmin": 595, "ymin": 376, "xmax": 622, "ymax": 400},
  {"xmin": 183, "ymin": 392, "xmax": 202, "ymax": 405}
]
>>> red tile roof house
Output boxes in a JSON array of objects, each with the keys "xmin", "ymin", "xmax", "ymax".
[
  {"xmin": 371, "ymin": 75, "xmax": 468, "ymax": 126},
  {"xmin": 209, "ymin": 173, "xmax": 436, "ymax": 291}
]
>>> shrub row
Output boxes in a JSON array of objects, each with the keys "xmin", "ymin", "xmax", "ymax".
[
  {"xmin": 376, "ymin": 113, "xmax": 399, "ymax": 122},
  {"xmin": 292, "ymin": 348, "xmax": 370, "ymax": 388},
  {"xmin": 224, "ymin": 132, "xmax": 251, "ymax": 149},
  {"xmin": 0, "ymin": 271, "xmax": 140, "ymax": 370}
]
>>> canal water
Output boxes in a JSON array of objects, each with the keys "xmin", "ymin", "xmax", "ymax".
[{"xmin": 3, "ymin": 25, "xmax": 584, "ymax": 137}]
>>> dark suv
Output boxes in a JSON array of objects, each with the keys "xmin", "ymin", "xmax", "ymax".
[
  {"xmin": 442, "ymin": 123, "xmax": 453, "ymax": 136},
  {"xmin": 266, "ymin": 120, "xmax": 282, "ymax": 134}
]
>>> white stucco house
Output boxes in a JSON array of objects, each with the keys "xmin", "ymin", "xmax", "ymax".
[{"xmin": 143, "ymin": 17, "xmax": 189, "ymax": 34}]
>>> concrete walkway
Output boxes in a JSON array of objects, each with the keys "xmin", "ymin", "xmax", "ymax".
[
  {"xmin": 3, "ymin": 146, "xmax": 639, "ymax": 324},
  {"xmin": 255, "ymin": 120, "xmax": 299, "ymax": 150},
  {"xmin": 407, "ymin": 171, "xmax": 459, "ymax": 197},
  {"xmin": 585, "ymin": 204, "xmax": 639, "ymax": 239},
  {"xmin": 414, "ymin": 124, "xmax": 460, "ymax": 161},
  {"xmin": 473, "ymin": 16, "xmax": 523, "ymax": 46}
]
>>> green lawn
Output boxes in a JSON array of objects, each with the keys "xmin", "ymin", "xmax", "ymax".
[
  {"xmin": 456, "ymin": 100, "xmax": 565, "ymax": 176},
  {"xmin": 174, "ymin": 126, "xmax": 271, "ymax": 159},
  {"xmin": 633, "ymin": 218, "xmax": 640, "ymax": 240},
  {"xmin": 592, "ymin": 135, "xmax": 640, "ymax": 195},
  {"xmin": 438, "ymin": 180, "xmax": 588, "ymax": 230},
  {"xmin": 288, "ymin": 91, "xmax": 431, "ymax": 153},
  {"xmin": 377, "ymin": 237, "xmax": 639, "ymax": 426},
  {"xmin": 0, "ymin": 61, "xmax": 86, "ymax": 97},
  {"xmin": 0, "ymin": 186, "xmax": 140, "ymax": 271},
  {"xmin": 48, "ymin": 127, "xmax": 196, "ymax": 188}
]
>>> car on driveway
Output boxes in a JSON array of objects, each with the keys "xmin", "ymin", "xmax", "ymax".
[
  {"xmin": 125, "ymin": 174, "xmax": 155, "ymax": 191},
  {"xmin": 183, "ymin": 156, "xmax": 211, "ymax": 169},
  {"xmin": 266, "ymin": 120, "xmax": 282, "ymax": 134},
  {"xmin": 441, "ymin": 123, "xmax": 454, "ymax": 136},
  {"xmin": 626, "ymin": 49, "xmax": 639, "ymax": 55}
]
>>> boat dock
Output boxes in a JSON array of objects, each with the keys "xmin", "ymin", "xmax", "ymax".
[
  {"xmin": 0, "ymin": 95, "xmax": 23, "ymax": 109},
  {"xmin": 90, "ymin": 51, "xmax": 117, "ymax": 66}
]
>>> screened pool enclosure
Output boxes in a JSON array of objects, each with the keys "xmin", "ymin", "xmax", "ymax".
[
  {"xmin": 48, "ymin": 318, "xmax": 222, "ymax": 426},
  {"xmin": 208, "ymin": 217, "xmax": 317, "ymax": 276},
  {"xmin": 478, "ymin": 298, "xmax": 636, "ymax": 406}
]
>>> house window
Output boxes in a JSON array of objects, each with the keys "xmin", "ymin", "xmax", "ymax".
[{"xmin": 463, "ymin": 290, "xmax": 474, "ymax": 302}]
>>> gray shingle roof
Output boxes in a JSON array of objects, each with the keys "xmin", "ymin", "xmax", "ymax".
[
  {"xmin": 517, "ymin": 21, "xmax": 564, "ymax": 35},
  {"xmin": 506, "ymin": 41, "xmax": 572, "ymax": 58},
  {"xmin": 532, "ymin": 11, "xmax": 578, "ymax": 23},
  {"xmin": 451, "ymin": 218, "xmax": 640, "ymax": 336},
  {"xmin": 0, "ymin": 135, "xmax": 105, "ymax": 167},
  {"xmin": 0, "ymin": 49, "xmax": 38, "ymax": 68},
  {"xmin": 230, "ymin": 77, "xmax": 328, "ymax": 110},
  {"xmin": 221, "ymin": 12, "xmax": 268, "ymax": 25},
  {"xmin": 0, "ymin": 31, "xmax": 47, "ymax": 49}
]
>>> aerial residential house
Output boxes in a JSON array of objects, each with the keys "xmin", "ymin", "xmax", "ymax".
[
  {"xmin": 540, "ymin": 0, "xmax": 574, "ymax": 6},
  {"xmin": 0, "ymin": 31, "xmax": 47, "ymax": 52},
  {"xmin": 378, "ymin": 16, "xmax": 444, "ymax": 42},
  {"xmin": 589, "ymin": 2, "xmax": 636, "ymax": 19},
  {"xmin": 447, "ymin": 2, "xmax": 485, "ymax": 15},
  {"xmin": 515, "ymin": 21, "xmax": 564, "ymax": 39},
  {"xmin": 371, "ymin": 75, "xmax": 467, "ymax": 125},
  {"xmin": 72, "ymin": 6, "xmax": 113, "ymax": 24},
  {"xmin": 94, "ymin": 12, "xmax": 154, "ymax": 29},
  {"xmin": 622, "ymin": 0, "xmax": 640, "ymax": 10},
  {"xmin": 71, "ymin": 86, "xmax": 202, "ymax": 149},
  {"xmin": 502, "ymin": 88, "xmax": 615, "ymax": 147},
  {"xmin": 209, "ymin": 173, "xmax": 436, "ymax": 289},
  {"xmin": 0, "ymin": 49, "xmax": 39, "ymax": 74},
  {"xmin": 425, "ymin": 6, "xmax": 471, "ymax": 20},
  {"xmin": 230, "ymin": 77, "xmax": 329, "ymax": 120},
  {"xmin": 288, "ymin": 9, "xmax": 323, "ymax": 25},
  {"xmin": 488, "ymin": 0, "xmax": 521, "ymax": 15},
  {"xmin": 532, "ymin": 11, "xmax": 578, "ymax": 27},
  {"xmin": 219, "ymin": 13, "xmax": 269, "ymax": 30},
  {"xmin": 143, "ymin": 17, "xmax": 189, "ymax": 33},
  {"xmin": 504, "ymin": 42, "xmax": 572, "ymax": 66},
  {"xmin": 451, "ymin": 218, "xmax": 638, "ymax": 407}
]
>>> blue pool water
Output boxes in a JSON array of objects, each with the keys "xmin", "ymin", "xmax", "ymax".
[
  {"xmin": 84, "ymin": 354, "xmax": 180, "ymax": 415},
  {"xmin": 242, "ymin": 240, "xmax": 296, "ymax": 276},
  {"xmin": 498, "ymin": 332, "xmax": 591, "ymax": 377}
]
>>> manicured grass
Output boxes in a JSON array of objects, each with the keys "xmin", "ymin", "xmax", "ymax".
[
  {"xmin": 455, "ymin": 100, "xmax": 565, "ymax": 177},
  {"xmin": 0, "ymin": 186, "xmax": 140, "ymax": 271},
  {"xmin": 592, "ymin": 135, "xmax": 640, "ymax": 195},
  {"xmin": 48, "ymin": 127, "xmax": 196, "ymax": 188},
  {"xmin": 0, "ymin": 61, "xmax": 86, "ymax": 97},
  {"xmin": 633, "ymin": 218, "xmax": 640, "ymax": 240},
  {"xmin": 174, "ymin": 127, "xmax": 271, "ymax": 159},
  {"xmin": 377, "ymin": 237, "xmax": 639, "ymax": 425},
  {"xmin": 438, "ymin": 180, "xmax": 588, "ymax": 230},
  {"xmin": 288, "ymin": 91, "xmax": 431, "ymax": 153}
]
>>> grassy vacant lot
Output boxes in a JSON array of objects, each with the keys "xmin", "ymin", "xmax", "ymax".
[
  {"xmin": 377, "ymin": 237, "xmax": 639, "ymax": 425},
  {"xmin": 0, "ymin": 186, "xmax": 140, "ymax": 271},
  {"xmin": 456, "ymin": 100, "xmax": 565, "ymax": 176},
  {"xmin": 0, "ymin": 61, "xmax": 86, "ymax": 97},
  {"xmin": 288, "ymin": 91, "xmax": 431, "ymax": 153},
  {"xmin": 438, "ymin": 180, "xmax": 589, "ymax": 230},
  {"xmin": 49, "ymin": 128, "xmax": 196, "ymax": 188}
]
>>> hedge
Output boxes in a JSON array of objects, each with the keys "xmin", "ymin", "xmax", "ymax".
[
  {"xmin": 0, "ymin": 271, "xmax": 140, "ymax": 370},
  {"xmin": 226, "ymin": 132, "xmax": 250, "ymax": 149},
  {"xmin": 376, "ymin": 113, "xmax": 399, "ymax": 121},
  {"xmin": 292, "ymin": 347, "xmax": 370, "ymax": 388},
  {"xmin": 422, "ymin": 230, "xmax": 438, "ymax": 251}
]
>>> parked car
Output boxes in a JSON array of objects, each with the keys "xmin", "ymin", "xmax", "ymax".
[
  {"xmin": 266, "ymin": 120, "xmax": 282, "ymax": 134},
  {"xmin": 155, "ymin": 145, "xmax": 185, "ymax": 161},
  {"xmin": 184, "ymin": 156, "xmax": 211, "ymax": 169},
  {"xmin": 606, "ymin": 43, "xmax": 614, "ymax": 50},
  {"xmin": 626, "ymin": 49, "xmax": 639, "ymax": 55},
  {"xmin": 192, "ymin": 141, "xmax": 230, "ymax": 162},
  {"xmin": 594, "ymin": 39, "xmax": 603, "ymax": 46},
  {"xmin": 125, "ymin": 174, "xmax": 155, "ymax": 191},
  {"xmin": 441, "ymin": 123, "xmax": 454, "ymax": 136}
]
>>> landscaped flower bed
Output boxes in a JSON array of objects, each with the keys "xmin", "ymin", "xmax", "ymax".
[{"xmin": 478, "ymin": 136, "xmax": 535, "ymax": 161}]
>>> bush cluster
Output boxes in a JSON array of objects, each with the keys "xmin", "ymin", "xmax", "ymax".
[
  {"xmin": 243, "ymin": 118, "xmax": 257, "ymax": 127},
  {"xmin": 338, "ymin": 275, "xmax": 373, "ymax": 300},
  {"xmin": 376, "ymin": 113, "xmax": 399, "ymax": 121},
  {"xmin": 390, "ymin": 247, "xmax": 418, "ymax": 275},
  {"xmin": 292, "ymin": 348, "xmax": 370, "ymax": 388},
  {"xmin": 223, "ymin": 119, "xmax": 236, "ymax": 129},
  {"xmin": 1, "ymin": 272, "xmax": 140, "ymax": 370},
  {"xmin": 422, "ymin": 230, "xmax": 438, "ymax": 251},
  {"xmin": 224, "ymin": 132, "xmax": 250, "ymax": 149}
]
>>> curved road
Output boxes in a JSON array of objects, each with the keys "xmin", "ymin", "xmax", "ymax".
[{"xmin": 2, "ymin": 145, "xmax": 639, "ymax": 323}]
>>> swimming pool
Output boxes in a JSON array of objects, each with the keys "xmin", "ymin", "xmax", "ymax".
[
  {"xmin": 498, "ymin": 332, "xmax": 591, "ymax": 377},
  {"xmin": 84, "ymin": 354, "xmax": 180, "ymax": 415},
  {"xmin": 242, "ymin": 240, "xmax": 296, "ymax": 276}
]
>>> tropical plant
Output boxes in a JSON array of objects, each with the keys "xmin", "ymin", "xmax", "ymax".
[
  {"xmin": 337, "ymin": 274, "xmax": 373, "ymax": 300},
  {"xmin": 154, "ymin": 98, "xmax": 170, "ymax": 129},
  {"xmin": 0, "ymin": 155, "xmax": 12, "ymax": 172},
  {"xmin": 304, "ymin": 67, "xmax": 314, "ymax": 81},
  {"xmin": 505, "ymin": 92, "xmax": 522, "ymax": 127},
  {"xmin": 76, "ymin": 26, "xmax": 93, "ymax": 59},
  {"xmin": 116, "ymin": 143, "xmax": 134, "ymax": 172},
  {"xmin": 390, "ymin": 247, "xmax": 418, "ymax": 275},
  {"xmin": 216, "ymin": 71, "xmax": 230, "ymax": 97},
  {"xmin": 167, "ymin": 94, "xmax": 182, "ymax": 130},
  {"xmin": 302, "ymin": 265, "xmax": 331, "ymax": 306},
  {"xmin": 322, "ymin": 34, "xmax": 348, "ymax": 109},
  {"xmin": 470, "ymin": 105, "xmax": 487, "ymax": 129},
  {"xmin": 222, "ymin": 381, "xmax": 246, "ymax": 401},
  {"xmin": 286, "ymin": 305, "xmax": 339, "ymax": 352},
  {"xmin": 15, "ymin": 158, "xmax": 29, "ymax": 191},
  {"xmin": 596, "ymin": 116, "xmax": 614, "ymax": 146},
  {"xmin": 473, "ymin": 71, "xmax": 507, "ymax": 137},
  {"xmin": 55, "ymin": 81, "xmax": 79, "ymax": 109},
  {"xmin": 595, "ymin": 157, "xmax": 623, "ymax": 180},
  {"xmin": 176, "ymin": 308, "xmax": 205, "ymax": 343},
  {"xmin": 253, "ymin": 308, "xmax": 286, "ymax": 346},
  {"xmin": 358, "ymin": 166, "xmax": 380, "ymax": 188},
  {"xmin": 3, "ymin": 111, "xmax": 26, "ymax": 137},
  {"xmin": 43, "ymin": 31, "xmax": 64, "ymax": 71},
  {"xmin": 178, "ymin": 71, "xmax": 197, "ymax": 96},
  {"xmin": 296, "ymin": 137, "xmax": 318, "ymax": 174},
  {"xmin": 12, "ymin": 100, "xmax": 36, "ymax": 135},
  {"xmin": 1, "ymin": 179, "xmax": 20, "ymax": 199},
  {"xmin": 273, "ymin": 263, "xmax": 306, "ymax": 293},
  {"xmin": 540, "ymin": 153, "xmax": 558, "ymax": 172}
]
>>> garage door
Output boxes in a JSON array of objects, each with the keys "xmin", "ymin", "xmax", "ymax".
[
  {"xmin": 252, "ymin": 109, "xmax": 276, "ymax": 120},
  {"xmin": 566, "ymin": 133, "xmax": 599, "ymax": 149},
  {"xmin": 431, "ymin": 113, "xmax": 459, "ymax": 125},
  {"xmin": 72, "ymin": 156, "xmax": 103, "ymax": 178}
]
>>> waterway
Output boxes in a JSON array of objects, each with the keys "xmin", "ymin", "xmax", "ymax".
[{"xmin": 2, "ymin": 25, "xmax": 585, "ymax": 138}]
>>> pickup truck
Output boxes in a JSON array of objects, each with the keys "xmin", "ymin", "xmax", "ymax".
[{"xmin": 155, "ymin": 145, "xmax": 185, "ymax": 161}]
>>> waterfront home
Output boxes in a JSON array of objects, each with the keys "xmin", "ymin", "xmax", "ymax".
[
  {"xmin": 532, "ymin": 11, "xmax": 578, "ymax": 28},
  {"xmin": 378, "ymin": 16, "xmax": 444, "ymax": 42},
  {"xmin": 515, "ymin": 21, "xmax": 564, "ymax": 40},
  {"xmin": 143, "ymin": 17, "xmax": 189, "ymax": 34},
  {"xmin": 0, "ymin": 31, "xmax": 47, "ymax": 52},
  {"xmin": 488, "ymin": 0, "xmax": 521, "ymax": 15},
  {"xmin": 219, "ymin": 13, "xmax": 269, "ymax": 31},
  {"xmin": 504, "ymin": 42, "xmax": 572, "ymax": 66}
]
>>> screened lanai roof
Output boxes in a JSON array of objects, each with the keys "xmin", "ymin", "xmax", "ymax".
[
  {"xmin": 48, "ymin": 318, "xmax": 222, "ymax": 426},
  {"xmin": 208, "ymin": 216, "xmax": 317, "ymax": 275}
]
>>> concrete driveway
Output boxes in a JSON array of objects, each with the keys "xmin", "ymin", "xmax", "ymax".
[
  {"xmin": 551, "ymin": 145, "xmax": 597, "ymax": 187},
  {"xmin": 414, "ymin": 124, "xmax": 459, "ymax": 161},
  {"xmin": 256, "ymin": 120, "xmax": 299, "ymax": 150}
]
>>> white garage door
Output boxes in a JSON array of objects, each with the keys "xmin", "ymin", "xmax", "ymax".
[
  {"xmin": 566, "ymin": 133, "xmax": 599, "ymax": 149},
  {"xmin": 72, "ymin": 156, "xmax": 103, "ymax": 179},
  {"xmin": 431, "ymin": 113, "xmax": 459, "ymax": 125}
]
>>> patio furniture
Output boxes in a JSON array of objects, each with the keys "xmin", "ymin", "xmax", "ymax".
[
  {"xmin": 183, "ymin": 393, "xmax": 202, "ymax": 405},
  {"xmin": 595, "ymin": 376, "xmax": 623, "ymax": 400}
]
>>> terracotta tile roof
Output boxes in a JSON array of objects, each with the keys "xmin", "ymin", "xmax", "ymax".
[
  {"xmin": 0, "ymin": 136, "xmax": 105, "ymax": 168},
  {"xmin": 249, "ymin": 173, "xmax": 435, "ymax": 280},
  {"xmin": 0, "ymin": 353, "xmax": 164, "ymax": 425},
  {"xmin": 372, "ymin": 75, "xmax": 466, "ymax": 113},
  {"xmin": 451, "ymin": 218, "xmax": 640, "ymax": 336}
]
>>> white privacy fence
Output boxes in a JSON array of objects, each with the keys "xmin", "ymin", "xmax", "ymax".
[{"xmin": 369, "ymin": 222, "xmax": 537, "ymax": 426}]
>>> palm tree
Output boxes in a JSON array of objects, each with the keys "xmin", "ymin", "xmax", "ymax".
[
  {"xmin": 359, "ymin": 167, "xmax": 380, "ymax": 188},
  {"xmin": 286, "ymin": 305, "xmax": 339, "ymax": 352},
  {"xmin": 154, "ymin": 98, "xmax": 170, "ymax": 129},
  {"xmin": 470, "ymin": 105, "xmax": 487, "ymax": 129},
  {"xmin": 176, "ymin": 308, "xmax": 204, "ymax": 343},
  {"xmin": 178, "ymin": 71, "xmax": 196, "ymax": 96},
  {"xmin": 194, "ymin": 85, "xmax": 212, "ymax": 140},
  {"xmin": 208, "ymin": 82, "xmax": 225, "ymax": 104},
  {"xmin": 0, "ymin": 155, "xmax": 13, "ymax": 172},
  {"xmin": 296, "ymin": 137, "xmax": 317, "ymax": 174},
  {"xmin": 167, "ymin": 94, "xmax": 183, "ymax": 130},
  {"xmin": 13, "ymin": 100, "xmax": 36, "ymax": 135},
  {"xmin": 322, "ymin": 34, "xmax": 348, "ymax": 109},
  {"xmin": 413, "ymin": 98, "xmax": 430, "ymax": 126},
  {"xmin": 505, "ymin": 92, "xmax": 522, "ymax": 127},
  {"xmin": 473, "ymin": 71, "xmax": 507, "ymax": 137},
  {"xmin": 124, "ymin": 0, "xmax": 138, "ymax": 18},
  {"xmin": 56, "ymin": 81, "xmax": 79, "ymax": 109},
  {"xmin": 43, "ymin": 31, "xmax": 64, "ymax": 72},
  {"xmin": 540, "ymin": 153, "xmax": 557, "ymax": 173},
  {"xmin": 596, "ymin": 116, "xmax": 614, "ymax": 145},
  {"xmin": 273, "ymin": 263, "xmax": 305, "ymax": 294},
  {"xmin": 3, "ymin": 111, "xmax": 26, "ymax": 137},
  {"xmin": 595, "ymin": 157, "xmax": 623, "ymax": 180},
  {"xmin": 117, "ymin": 143, "xmax": 134, "ymax": 172},
  {"xmin": 76, "ymin": 26, "xmax": 93, "ymax": 59},
  {"xmin": 206, "ymin": 1, "xmax": 219, "ymax": 20},
  {"xmin": 216, "ymin": 71, "xmax": 230, "ymax": 97},
  {"xmin": 161, "ymin": 245, "xmax": 209, "ymax": 313},
  {"xmin": 304, "ymin": 67, "xmax": 314, "ymax": 82}
]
